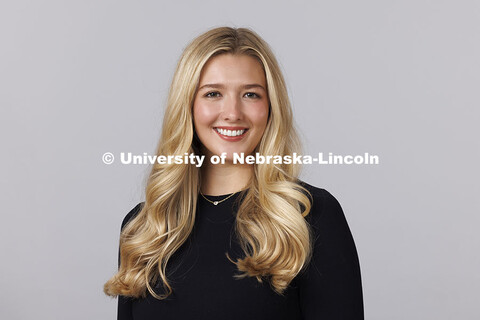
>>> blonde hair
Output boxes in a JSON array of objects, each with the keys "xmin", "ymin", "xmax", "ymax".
[{"xmin": 104, "ymin": 26, "xmax": 313, "ymax": 299}]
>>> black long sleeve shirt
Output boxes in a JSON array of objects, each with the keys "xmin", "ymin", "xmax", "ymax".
[{"xmin": 116, "ymin": 183, "xmax": 364, "ymax": 319}]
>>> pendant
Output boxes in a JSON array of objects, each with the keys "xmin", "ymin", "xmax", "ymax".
[{"xmin": 213, "ymin": 201, "xmax": 219, "ymax": 205}]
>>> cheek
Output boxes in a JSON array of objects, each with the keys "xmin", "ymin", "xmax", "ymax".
[
  {"xmin": 193, "ymin": 102, "xmax": 215, "ymax": 129},
  {"xmin": 251, "ymin": 104, "xmax": 270, "ymax": 127}
]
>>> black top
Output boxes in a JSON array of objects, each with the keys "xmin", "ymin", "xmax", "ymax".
[{"xmin": 116, "ymin": 183, "xmax": 363, "ymax": 319}]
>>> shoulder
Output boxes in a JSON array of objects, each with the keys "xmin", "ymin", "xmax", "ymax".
[
  {"xmin": 299, "ymin": 181, "xmax": 338, "ymax": 202},
  {"xmin": 120, "ymin": 202, "xmax": 144, "ymax": 231},
  {"xmin": 298, "ymin": 181, "xmax": 360, "ymax": 268},
  {"xmin": 295, "ymin": 182, "xmax": 363, "ymax": 317},
  {"xmin": 298, "ymin": 181, "xmax": 349, "ymax": 231},
  {"xmin": 299, "ymin": 181, "xmax": 344, "ymax": 216}
]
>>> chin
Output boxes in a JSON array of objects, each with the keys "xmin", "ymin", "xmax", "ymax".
[{"xmin": 213, "ymin": 150, "xmax": 253, "ymax": 163}]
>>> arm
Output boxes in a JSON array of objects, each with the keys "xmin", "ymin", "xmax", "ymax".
[
  {"xmin": 298, "ymin": 189, "xmax": 364, "ymax": 319},
  {"xmin": 117, "ymin": 203, "xmax": 143, "ymax": 320},
  {"xmin": 118, "ymin": 295, "xmax": 134, "ymax": 320}
]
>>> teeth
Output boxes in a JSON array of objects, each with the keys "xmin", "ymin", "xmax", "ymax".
[{"xmin": 215, "ymin": 128, "xmax": 246, "ymax": 137}]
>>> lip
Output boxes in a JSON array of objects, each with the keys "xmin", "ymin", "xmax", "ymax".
[
  {"xmin": 215, "ymin": 126, "xmax": 249, "ymax": 130},
  {"xmin": 213, "ymin": 126, "xmax": 249, "ymax": 141}
]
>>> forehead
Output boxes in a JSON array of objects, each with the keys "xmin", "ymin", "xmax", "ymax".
[{"xmin": 198, "ymin": 54, "xmax": 266, "ymax": 87}]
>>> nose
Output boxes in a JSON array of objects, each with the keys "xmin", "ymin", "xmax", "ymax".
[{"xmin": 221, "ymin": 95, "xmax": 243, "ymax": 121}]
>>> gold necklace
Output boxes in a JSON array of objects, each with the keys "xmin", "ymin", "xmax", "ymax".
[{"xmin": 200, "ymin": 191, "xmax": 238, "ymax": 206}]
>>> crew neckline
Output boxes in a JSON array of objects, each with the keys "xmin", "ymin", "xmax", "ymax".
[
  {"xmin": 200, "ymin": 188, "xmax": 248, "ymax": 199},
  {"xmin": 201, "ymin": 193, "xmax": 236, "ymax": 200}
]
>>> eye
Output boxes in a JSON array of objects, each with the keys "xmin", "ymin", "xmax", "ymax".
[
  {"xmin": 244, "ymin": 92, "xmax": 261, "ymax": 99},
  {"xmin": 205, "ymin": 91, "xmax": 221, "ymax": 98}
]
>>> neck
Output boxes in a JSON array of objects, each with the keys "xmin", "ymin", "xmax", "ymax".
[{"xmin": 200, "ymin": 161, "xmax": 252, "ymax": 196}]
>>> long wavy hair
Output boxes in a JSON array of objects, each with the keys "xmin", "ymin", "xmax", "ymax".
[{"xmin": 104, "ymin": 26, "xmax": 313, "ymax": 300}]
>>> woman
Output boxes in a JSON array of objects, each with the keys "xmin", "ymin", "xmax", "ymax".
[{"xmin": 104, "ymin": 27, "xmax": 364, "ymax": 319}]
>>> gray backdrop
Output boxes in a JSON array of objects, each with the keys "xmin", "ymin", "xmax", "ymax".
[{"xmin": 1, "ymin": 0, "xmax": 479, "ymax": 319}]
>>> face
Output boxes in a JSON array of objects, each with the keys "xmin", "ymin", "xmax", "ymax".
[{"xmin": 193, "ymin": 54, "xmax": 269, "ymax": 162}]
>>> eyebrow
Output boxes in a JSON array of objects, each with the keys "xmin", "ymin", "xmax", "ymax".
[{"xmin": 197, "ymin": 83, "xmax": 266, "ymax": 91}]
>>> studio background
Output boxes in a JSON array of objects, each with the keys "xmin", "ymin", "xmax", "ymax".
[{"xmin": 1, "ymin": 0, "xmax": 478, "ymax": 319}]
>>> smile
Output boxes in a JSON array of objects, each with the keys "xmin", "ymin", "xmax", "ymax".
[{"xmin": 214, "ymin": 128, "xmax": 248, "ymax": 137}]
